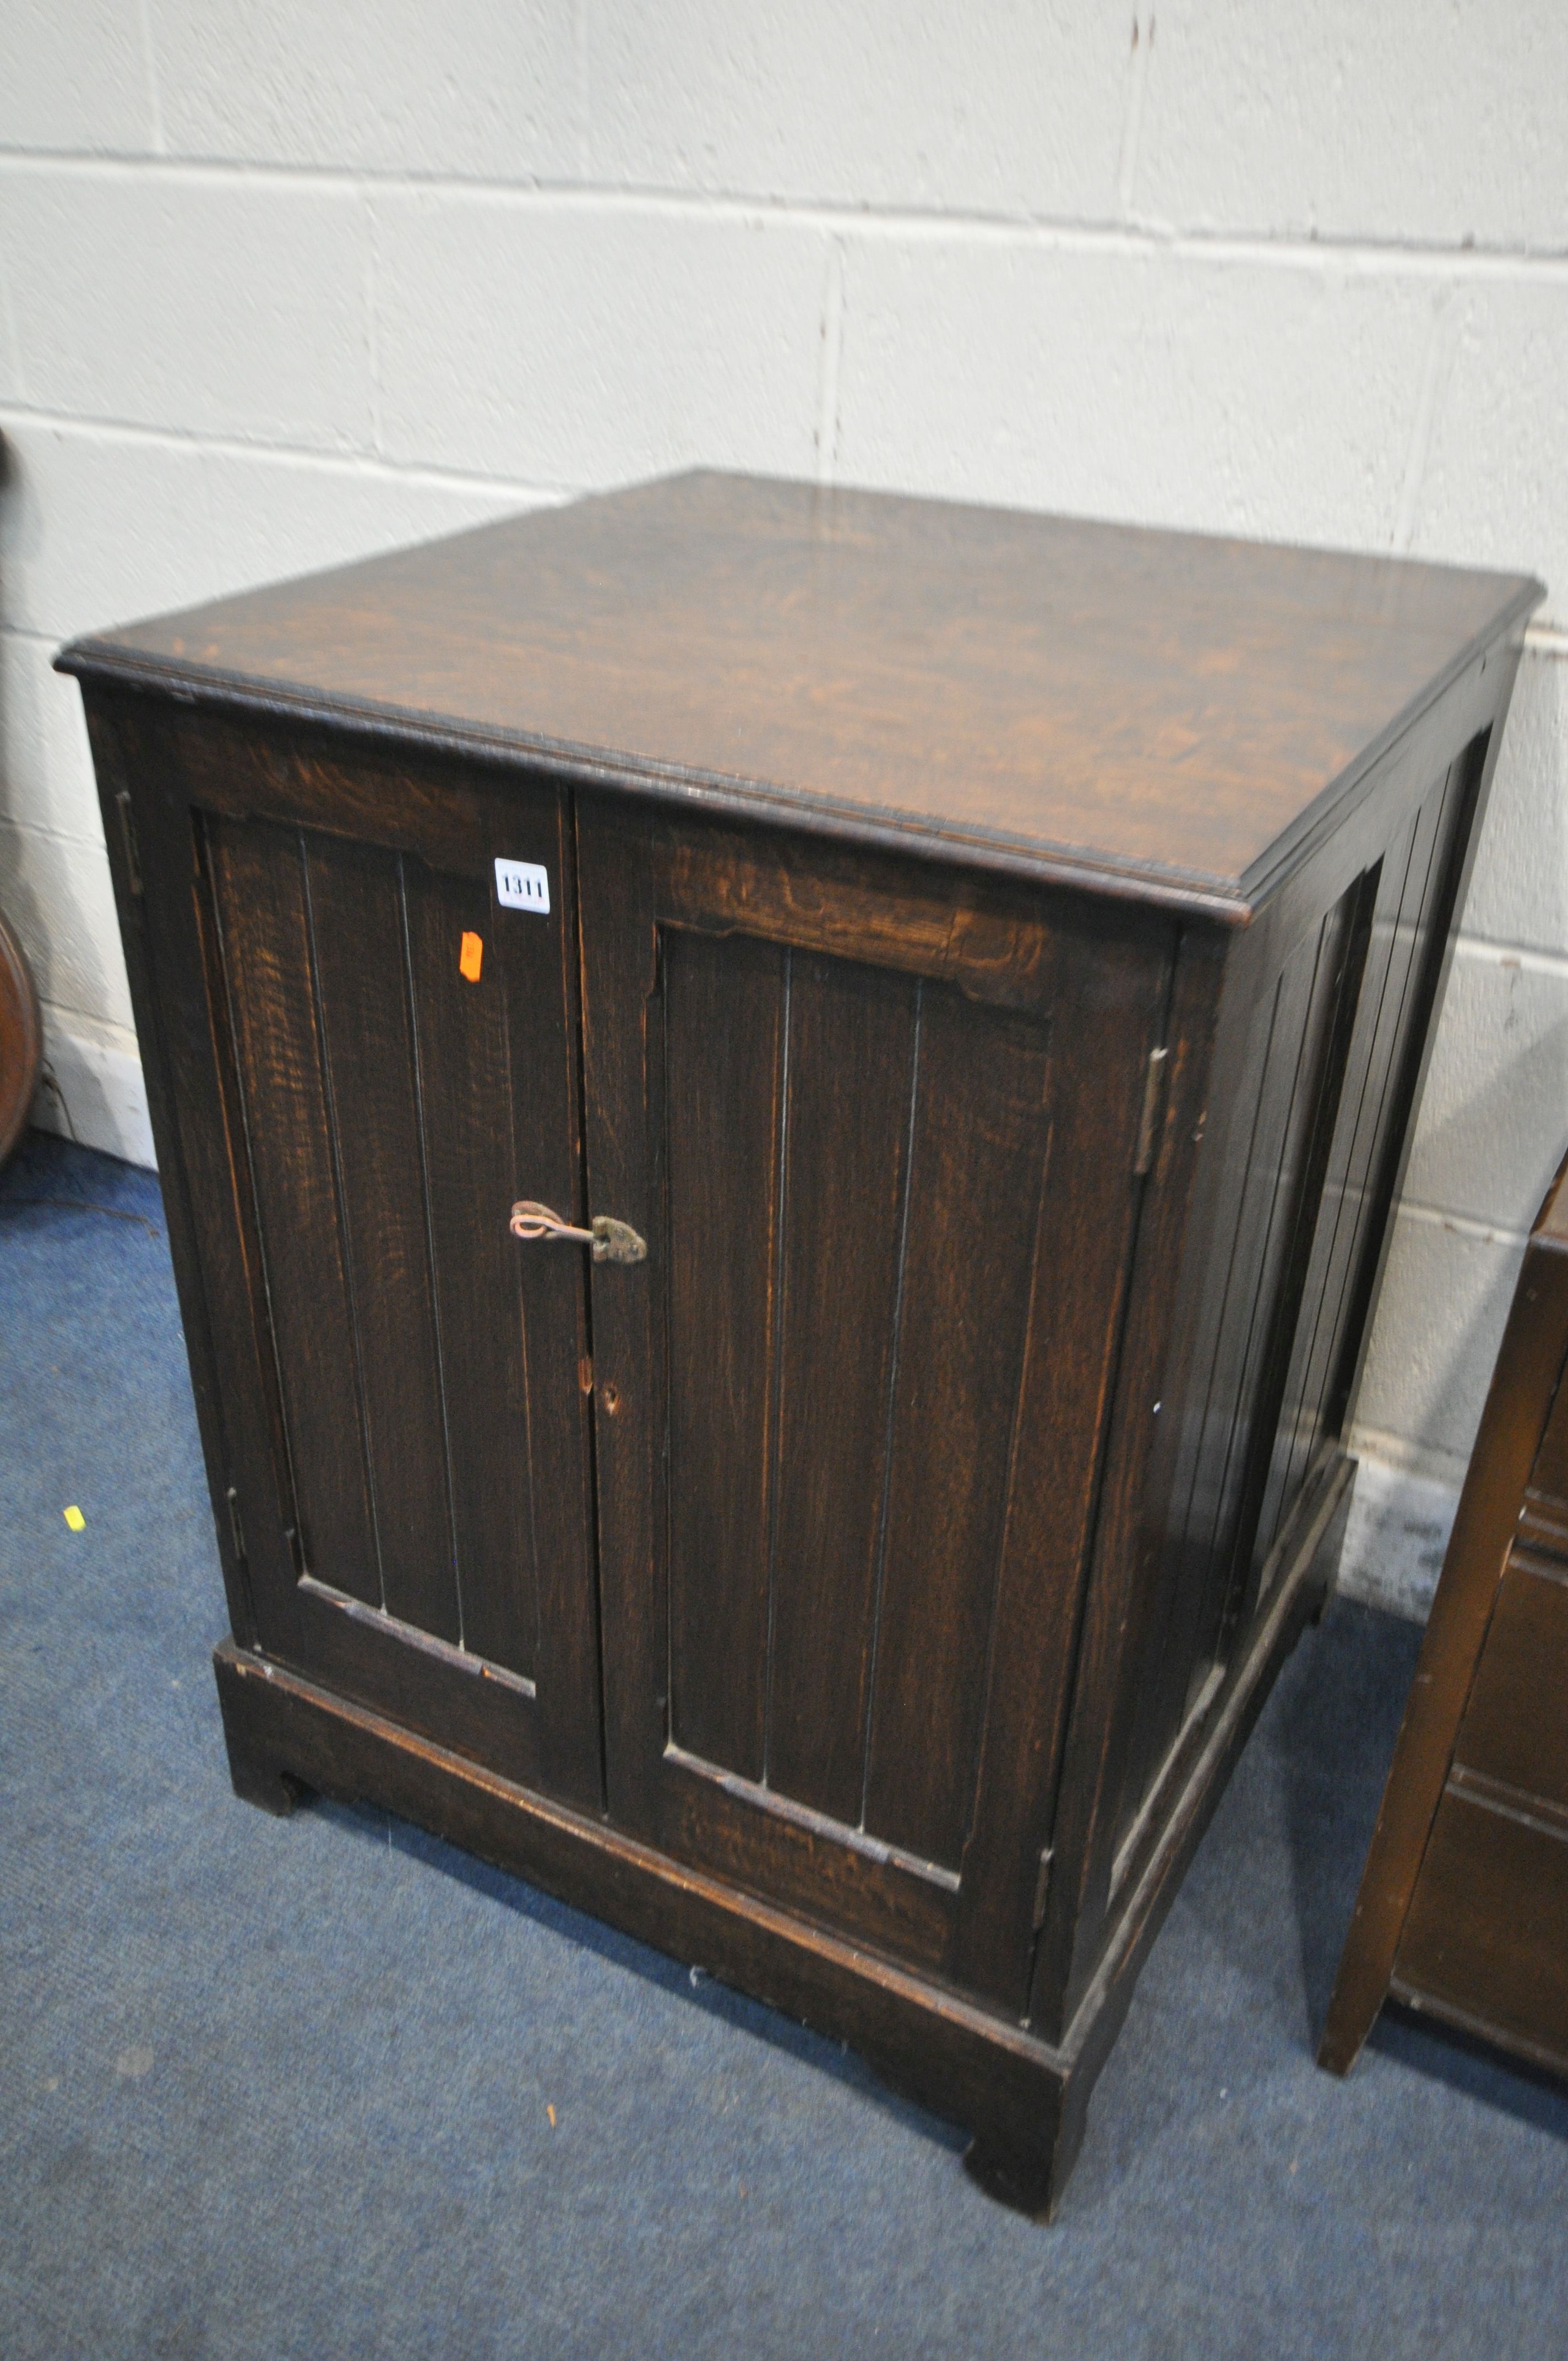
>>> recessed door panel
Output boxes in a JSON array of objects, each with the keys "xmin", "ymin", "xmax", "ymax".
[
  {"xmin": 580, "ymin": 803, "xmax": 1171, "ymax": 2001},
  {"xmin": 137, "ymin": 717, "xmax": 603, "ymax": 1811}
]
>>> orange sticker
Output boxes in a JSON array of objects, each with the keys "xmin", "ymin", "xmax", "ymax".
[{"xmin": 459, "ymin": 931, "xmax": 483, "ymax": 983}]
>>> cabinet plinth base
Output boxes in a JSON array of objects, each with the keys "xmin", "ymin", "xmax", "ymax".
[
  {"xmin": 214, "ymin": 1633, "xmax": 1075, "ymax": 2194},
  {"xmin": 223, "ymin": 1717, "xmax": 307, "ymax": 1819},
  {"xmin": 210, "ymin": 1451, "xmax": 1349, "ymax": 2219}
]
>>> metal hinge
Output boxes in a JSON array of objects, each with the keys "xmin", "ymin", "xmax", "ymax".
[
  {"xmin": 226, "ymin": 1486, "xmax": 246, "ymax": 1564},
  {"xmin": 1032, "ymin": 1846, "xmax": 1055, "ymax": 1933},
  {"xmin": 284, "ymin": 1523, "xmax": 307, "ymax": 1578},
  {"xmin": 114, "ymin": 788, "xmax": 144, "ymax": 897},
  {"xmin": 1133, "ymin": 1045, "xmax": 1169, "ymax": 1177}
]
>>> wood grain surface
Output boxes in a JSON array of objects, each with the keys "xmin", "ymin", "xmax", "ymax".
[{"xmin": 58, "ymin": 471, "xmax": 1540, "ymax": 915}]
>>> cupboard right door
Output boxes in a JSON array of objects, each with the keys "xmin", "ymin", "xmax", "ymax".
[{"xmin": 574, "ymin": 801, "xmax": 1172, "ymax": 2014}]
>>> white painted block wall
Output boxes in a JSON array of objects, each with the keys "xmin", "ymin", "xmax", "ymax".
[{"xmin": 2, "ymin": 4, "xmax": 1565, "ymax": 1609}]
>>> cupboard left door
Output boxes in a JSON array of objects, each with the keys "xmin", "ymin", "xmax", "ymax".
[{"xmin": 89, "ymin": 697, "xmax": 603, "ymax": 1811}]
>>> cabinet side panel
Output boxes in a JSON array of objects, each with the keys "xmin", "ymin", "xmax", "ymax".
[
  {"xmin": 1320, "ymin": 741, "xmax": 1489, "ymax": 1445},
  {"xmin": 1199, "ymin": 878, "xmax": 1372, "ymax": 1649},
  {"xmin": 1118, "ymin": 890, "xmax": 1355, "ymax": 1820},
  {"xmin": 207, "ymin": 815, "xmax": 382, "ymax": 1606},
  {"xmin": 1110, "ymin": 736, "xmax": 1488, "ymax": 1864},
  {"xmin": 1252, "ymin": 810, "xmax": 1428, "ymax": 1544},
  {"xmin": 79, "ymin": 697, "xmax": 293, "ymax": 1657},
  {"xmin": 1256, "ymin": 768, "xmax": 1458, "ymax": 1562}
]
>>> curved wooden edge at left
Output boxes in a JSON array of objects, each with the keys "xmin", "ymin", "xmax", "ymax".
[{"xmin": 1317, "ymin": 1157, "xmax": 1568, "ymax": 2077}]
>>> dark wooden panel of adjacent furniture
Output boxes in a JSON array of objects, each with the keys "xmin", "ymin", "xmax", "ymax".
[
  {"xmin": 1321, "ymin": 1146, "xmax": 1568, "ymax": 2084},
  {"xmin": 0, "ymin": 906, "xmax": 43, "ymax": 1169},
  {"xmin": 60, "ymin": 470, "xmax": 1539, "ymax": 2215}
]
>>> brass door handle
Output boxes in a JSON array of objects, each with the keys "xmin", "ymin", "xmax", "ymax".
[{"xmin": 509, "ymin": 1200, "xmax": 647, "ymax": 1265}]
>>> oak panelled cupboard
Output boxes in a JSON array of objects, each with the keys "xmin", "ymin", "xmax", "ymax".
[{"xmin": 61, "ymin": 474, "xmax": 1540, "ymax": 2213}]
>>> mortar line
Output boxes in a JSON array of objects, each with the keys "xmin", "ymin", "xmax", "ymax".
[
  {"xmin": 814, "ymin": 241, "xmax": 845, "ymax": 486},
  {"xmin": 364, "ymin": 193, "xmax": 384, "ymax": 457},
  {"xmin": 1116, "ymin": 7, "xmax": 1153, "ymax": 220},
  {"xmin": 0, "ymin": 401, "xmax": 571, "ymax": 499},
  {"xmin": 3, "ymin": 153, "xmax": 1568, "ymax": 275},
  {"xmin": 0, "ymin": 242, "xmax": 28, "ymax": 406},
  {"xmin": 1393, "ymin": 290, "xmax": 1454, "ymax": 553},
  {"xmin": 1393, "ymin": 1200, "xmax": 1531, "ymax": 1248}
]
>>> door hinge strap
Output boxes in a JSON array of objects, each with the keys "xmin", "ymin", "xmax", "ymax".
[
  {"xmin": 1133, "ymin": 1045, "xmax": 1169, "ymax": 1178},
  {"xmin": 1032, "ymin": 1846, "xmax": 1055, "ymax": 1932}
]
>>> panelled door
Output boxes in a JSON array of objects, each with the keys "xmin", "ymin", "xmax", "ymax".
[
  {"xmin": 117, "ymin": 706, "xmax": 603, "ymax": 1812},
  {"xmin": 575, "ymin": 801, "xmax": 1173, "ymax": 2011}
]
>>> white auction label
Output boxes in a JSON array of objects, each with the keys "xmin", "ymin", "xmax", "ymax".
[{"xmin": 494, "ymin": 857, "xmax": 550, "ymax": 915}]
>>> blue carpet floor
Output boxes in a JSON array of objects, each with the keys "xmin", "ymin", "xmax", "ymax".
[{"xmin": 2, "ymin": 1128, "xmax": 1565, "ymax": 2358}]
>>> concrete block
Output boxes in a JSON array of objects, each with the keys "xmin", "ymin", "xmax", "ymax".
[
  {"xmin": 0, "ymin": 420, "xmax": 213, "ymax": 634},
  {"xmin": 150, "ymin": 0, "xmax": 578, "ymax": 181},
  {"xmin": 1404, "ymin": 945, "xmax": 1568, "ymax": 1236},
  {"xmin": 1410, "ymin": 277, "xmax": 1568, "ymax": 630},
  {"xmin": 1336, "ymin": 1457, "xmax": 1459, "ymax": 1623},
  {"xmin": 0, "ymin": 1, "xmax": 157, "ymax": 155},
  {"xmin": 1135, "ymin": 3, "xmax": 1568, "ymax": 251},
  {"xmin": 0, "ymin": 168, "xmax": 373, "ymax": 453},
  {"xmin": 586, "ymin": 1, "xmax": 1129, "ymax": 220},
  {"xmin": 0, "ymin": 815, "xmax": 133, "ymax": 1034},
  {"xmin": 1353, "ymin": 1209, "xmax": 1524, "ymax": 1470},
  {"xmin": 373, "ymin": 194, "xmax": 827, "ymax": 485},
  {"xmin": 833, "ymin": 237, "xmax": 1431, "ymax": 553},
  {"xmin": 194, "ymin": 446, "xmax": 527, "ymax": 609},
  {"xmin": 31, "ymin": 1009, "xmax": 154, "ymax": 1168},
  {"xmin": 0, "ymin": 253, "xmax": 24, "ymax": 404},
  {"xmin": 0, "ymin": 418, "xmax": 519, "ymax": 639},
  {"xmin": 1464, "ymin": 651, "xmax": 1568, "ymax": 958},
  {"xmin": 0, "ymin": 629, "xmax": 102, "ymax": 844}
]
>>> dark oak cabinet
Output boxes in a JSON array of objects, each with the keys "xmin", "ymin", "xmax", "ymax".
[{"xmin": 61, "ymin": 473, "xmax": 1539, "ymax": 2212}]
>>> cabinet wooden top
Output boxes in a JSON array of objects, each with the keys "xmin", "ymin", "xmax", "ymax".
[{"xmin": 59, "ymin": 470, "xmax": 1539, "ymax": 921}]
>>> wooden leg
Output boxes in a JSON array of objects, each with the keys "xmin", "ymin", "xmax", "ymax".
[
  {"xmin": 214, "ymin": 1641, "xmax": 310, "ymax": 1816},
  {"xmin": 963, "ymin": 2113, "xmax": 1080, "ymax": 2223},
  {"xmin": 225, "ymin": 1729, "xmax": 308, "ymax": 1816}
]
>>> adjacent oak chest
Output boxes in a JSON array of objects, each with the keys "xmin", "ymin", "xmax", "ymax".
[
  {"xmin": 1321, "ymin": 1143, "xmax": 1568, "ymax": 2083},
  {"xmin": 61, "ymin": 473, "xmax": 1540, "ymax": 2212}
]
